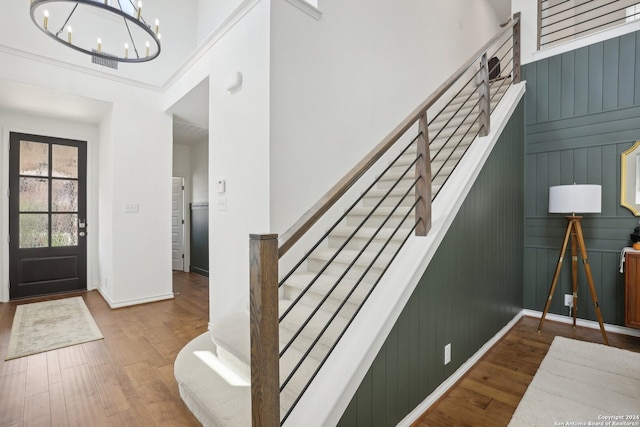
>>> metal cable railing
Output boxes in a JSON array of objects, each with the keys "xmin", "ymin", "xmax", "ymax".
[
  {"xmin": 278, "ymin": 39, "xmax": 515, "ymax": 424},
  {"xmin": 248, "ymin": 14, "xmax": 521, "ymax": 426},
  {"xmin": 539, "ymin": 0, "xmax": 640, "ymax": 49}
]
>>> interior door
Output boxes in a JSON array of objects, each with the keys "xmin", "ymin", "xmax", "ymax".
[
  {"xmin": 9, "ymin": 132, "xmax": 87, "ymax": 299},
  {"xmin": 172, "ymin": 177, "xmax": 185, "ymax": 271}
]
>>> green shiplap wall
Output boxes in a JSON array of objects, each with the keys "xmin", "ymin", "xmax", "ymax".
[
  {"xmin": 523, "ymin": 30, "xmax": 640, "ymax": 325},
  {"xmin": 337, "ymin": 100, "xmax": 525, "ymax": 427}
]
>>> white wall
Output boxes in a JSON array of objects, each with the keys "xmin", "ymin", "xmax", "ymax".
[
  {"xmin": 164, "ymin": 0, "xmax": 271, "ymax": 324},
  {"xmin": 269, "ymin": 0, "xmax": 505, "ymax": 234},
  {"xmin": 173, "ymin": 142, "xmax": 192, "ymax": 189},
  {"xmin": 196, "ymin": 0, "xmax": 246, "ymax": 45},
  {"xmin": 191, "ymin": 141, "xmax": 209, "ymax": 203},
  {"xmin": 0, "ymin": 46, "xmax": 174, "ymax": 307},
  {"xmin": 105, "ymin": 101, "xmax": 173, "ymax": 306},
  {"xmin": 172, "ymin": 140, "xmax": 209, "ymax": 204}
]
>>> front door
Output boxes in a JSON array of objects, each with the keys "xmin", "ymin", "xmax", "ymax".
[{"xmin": 9, "ymin": 132, "xmax": 87, "ymax": 299}]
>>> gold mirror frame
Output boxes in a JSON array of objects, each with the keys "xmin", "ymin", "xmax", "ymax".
[{"xmin": 621, "ymin": 140, "xmax": 640, "ymax": 216}]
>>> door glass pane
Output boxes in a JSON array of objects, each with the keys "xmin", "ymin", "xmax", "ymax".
[
  {"xmin": 52, "ymin": 180, "xmax": 78, "ymax": 212},
  {"xmin": 19, "ymin": 177, "xmax": 49, "ymax": 212},
  {"xmin": 19, "ymin": 214, "xmax": 49, "ymax": 248},
  {"xmin": 20, "ymin": 141, "xmax": 49, "ymax": 176},
  {"xmin": 52, "ymin": 145, "xmax": 78, "ymax": 178},
  {"xmin": 52, "ymin": 214, "xmax": 78, "ymax": 247}
]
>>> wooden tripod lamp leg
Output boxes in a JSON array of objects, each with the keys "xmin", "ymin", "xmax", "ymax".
[
  {"xmin": 538, "ymin": 220, "xmax": 573, "ymax": 334},
  {"xmin": 573, "ymin": 221, "xmax": 609, "ymax": 345},
  {"xmin": 570, "ymin": 228, "xmax": 578, "ymax": 327}
]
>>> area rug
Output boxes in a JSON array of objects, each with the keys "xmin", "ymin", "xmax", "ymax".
[
  {"xmin": 509, "ymin": 336, "xmax": 640, "ymax": 426},
  {"xmin": 5, "ymin": 296, "xmax": 103, "ymax": 360}
]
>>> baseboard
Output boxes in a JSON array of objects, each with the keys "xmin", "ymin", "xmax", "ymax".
[
  {"xmin": 522, "ymin": 309, "xmax": 640, "ymax": 338},
  {"xmin": 97, "ymin": 287, "xmax": 174, "ymax": 309},
  {"xmin": 190, "ymin": 266, "xmax": 209, "ymax": 277},
  {"xmin": 396, "ymin": 310, "xmax": 525, "ymax": 426}
]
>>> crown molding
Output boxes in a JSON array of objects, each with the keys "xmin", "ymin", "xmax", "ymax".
[
  {"xmin": 161, "ymin": 0, "xmax": 262, "ymax": 91},
  {"xmin": 283, "ymin": 0, "xmax": 322, "ymax": 20},
  {"xmin": 0, "ymin": 43, "xmax": 162, "ymax": 92}
]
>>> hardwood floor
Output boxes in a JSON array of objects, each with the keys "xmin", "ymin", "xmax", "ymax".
[
  {"xmin": 412, "ymin": 316, "xmax": 640, "ymax": 427},
  {"xmin": 0, "ymin": 272, "xmax": 209, "ymax": 427},
  {"xmin": 2, "ymin": 275, "xmax": 640, "ymax": 427}
]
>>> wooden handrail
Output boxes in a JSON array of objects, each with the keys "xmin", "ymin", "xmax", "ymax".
[{"xmin": 278, "ymin": 15, "xmax": 520, "ymax": 258}]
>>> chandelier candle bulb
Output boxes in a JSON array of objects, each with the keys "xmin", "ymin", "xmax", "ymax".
[
  {"xmin": 155, "ymin": 19, "xmax": 159, "ymax": 34},
  {"xmin": 137, "ymin": 1, "xmax": 142, "ymax": 19},
  {"xmin": 124, "ymin": 43, "xmax": 128, "ymax": 58},
  {"xmin": 67, "ymin": 26, "xmax": 72, "ymax": 43},
  {"xmin": 145, "ymin": 41, "xmax": 149, "ymax": 57},
  {"xmin": 43, "ymin": 10, "xmax": 48, "ymax": 30},
  {"xmin": 97, "ymin": 38, "xmax": 101, "ymax": 53}
]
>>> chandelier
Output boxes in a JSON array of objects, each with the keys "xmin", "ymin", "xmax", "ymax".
[{"xmin": 30, "ymin": 0, "xmax": 162, "ymax": 63}]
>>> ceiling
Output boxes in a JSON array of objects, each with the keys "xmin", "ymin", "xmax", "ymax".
[
  {"xmin": 169, "ymin": 78, "xmax": 209, "ymax": 145},
  {"xmin": 1, "ymin": 2, "xmax": 509, "ymax": 144}
]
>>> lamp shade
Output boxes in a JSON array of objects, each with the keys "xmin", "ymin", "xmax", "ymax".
[{"xmin": 548, "ymin": 184, "xmax": 601, "ymax": 214}]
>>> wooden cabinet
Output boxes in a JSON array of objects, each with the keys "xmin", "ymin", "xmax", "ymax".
[{"xmin": 625, "ymin": 252, "xmax": 640, "ymax": 329}]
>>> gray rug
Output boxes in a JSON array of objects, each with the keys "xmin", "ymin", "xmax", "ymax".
[
  {"xmin": 5, "ymin": 296, "xmax": 103, "ymax": 360},
  {"xmin": 509, "ymin": 336, "xmax": 640, "ymax": 426}
]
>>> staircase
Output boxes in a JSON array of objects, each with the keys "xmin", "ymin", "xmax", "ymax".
[
  {"xmin": 275, "ymin": 79, "xmax": 511, "ymax": 418},
  {"xmin": 175, "ymin": 16, "xmax": 521, "ymax": 427}
]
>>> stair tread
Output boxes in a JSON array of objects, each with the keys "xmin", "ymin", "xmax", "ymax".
[{"xmin": 283, "ymin": 271, "xmax": 372, "ymax": 307}]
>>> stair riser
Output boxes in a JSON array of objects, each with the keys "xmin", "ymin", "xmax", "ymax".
[
  {"xmin": 362, "ymin": 194, "xmax": 416, "ymax": 208},
  {"xmin": 327, "ymin": 234, "xmax": 403, "ymax": 254},
  {"xmin": 280, "ymin": 330, "xmax": 333, "ymax": 364},
  {"xmin": 346, "ymin": 212, "xmax": 414, "ymax": 229},
  {"xmin": 282, "ymin": 284, "xmax": 368, "ymax": 318}
]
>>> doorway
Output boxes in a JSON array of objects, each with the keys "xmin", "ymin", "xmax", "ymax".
[
  {"xmin": 9, "ymin": 132, "xmax": 87, "ymax": 299},
  {"xmin": 172, "ymin": 177, "xmax": 185, "ymax": 271}
]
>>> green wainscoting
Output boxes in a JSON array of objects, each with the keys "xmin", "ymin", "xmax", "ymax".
[
  {"xmin": 523, "ymin": 30, "xmax": 640, "ymax": 326},
  {"xmin": 337, "ymin": 101, "xmax": 525, "ymax": 427}
]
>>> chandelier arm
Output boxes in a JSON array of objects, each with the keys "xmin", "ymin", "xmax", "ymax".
[
  {"xmin": 116, "ymin": 0, "xmax": 140, "ymax": 58},
  {"xmin": 55, "ymin": 3, "xmax": 78, "ymax": 37},
  {"xmin": 126, "ymin": 0, "xmax": 149, "ymax": 26},
  {"xmin": 123, "ymin": 16, "xmax": 140, "ymax": 58}
]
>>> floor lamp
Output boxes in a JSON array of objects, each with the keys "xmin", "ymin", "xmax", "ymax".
[{"xmin": 537, "ymin": 184, "xmax": 609, "ymax": 345}]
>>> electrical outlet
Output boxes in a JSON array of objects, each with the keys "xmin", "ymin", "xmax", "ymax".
[
  {"xmin": 444, "ymin": 343, "xmax": 451, "ymax": 365},
  {"xmin": 564, "ymin": 294, "xmax": 573, "ymax": 307}
]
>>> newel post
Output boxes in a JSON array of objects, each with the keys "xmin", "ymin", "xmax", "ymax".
[
  {"xmin": 478, "ymin": 53, "xmax": 490, "ymax": 137},
  {"xmin": 513, "ymin": 12, "xmax": 521, "ymax": 84},
  {"xmin": 415, "ymin": 112, "xmax": 432, "ymax": 236},
  {"xmin": 249, "ymin": 234, "xmax": 280, "ymax": 427},
  {"xmin": 536, "ymin": 1, "xmax": 542, "ymax": 51}
]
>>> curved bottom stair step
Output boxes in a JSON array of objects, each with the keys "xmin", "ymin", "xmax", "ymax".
[{"xmin": 174, "ymin": 333, "xmax": 251, "ymax": 427}]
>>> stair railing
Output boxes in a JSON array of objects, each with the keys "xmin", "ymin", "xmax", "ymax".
[
  {"xmin": 250, "ymin": 13, "xmax": 520, "ymax": 426},
  {"xmin": 538, "ymin": 0, "xmax": 640, "ymax": 49}
]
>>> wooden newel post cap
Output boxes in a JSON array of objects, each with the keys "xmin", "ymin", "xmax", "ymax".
[{"xmin": 250, "ymin": 233, "xmax": 278, "ymax": 241}]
